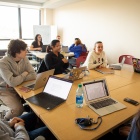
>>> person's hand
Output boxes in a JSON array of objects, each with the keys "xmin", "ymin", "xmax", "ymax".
[
  {"xmin": 9, "ymin": 117, "xmax": 24, "ymax": 127},
  {"xmin": 62, "ymin": 58, "xmax": 68, "ymax": 63},
  {"xmin": 14, "ymin": 121, "xmax": 25, "ymax": 129},
  {"xmin": 36, "ymin": 47, "xmax": 42, "ymax": 51},
  {"xmin": 24, "ymin": 71, "xmax": 29, "ymax": 75}
]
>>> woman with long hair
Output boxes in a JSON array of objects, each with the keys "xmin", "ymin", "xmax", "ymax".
[
  {"xmin": 30, "ymin": 34, "xmax": 43, "ymax": 51},
  {"xmin": 69, "ymin": 38, "xmax": 87, "ymax": 58}
]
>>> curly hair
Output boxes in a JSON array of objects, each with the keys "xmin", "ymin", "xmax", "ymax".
[{"xmin": 7, "ymin": 39, "xmax": 27, "ymax": 58}]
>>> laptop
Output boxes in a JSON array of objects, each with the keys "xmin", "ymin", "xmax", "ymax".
[
  {"xmin": 23, "ymin": 69, "xmax": 54, "ymax": 90},
  {"xmin": 26, "ymin": 76, "xmax": 73, "ymax": 110},
  {"xmin": 109, "ymin": 57, "xmax": 125, "ymax": 70},
  {"xmin": 62, "ymin": 46, "xmax": 69, "ymax": 53},
  {"xmin": 81, "ymin": 79, "xmax": 126, "ymax": 116},
  {"xmin": 64, "ymin": 67, "xmax": 87, "ymax": 81},
  {"xmin": 132, "ymin": 58, "xmax": 140, "ymax": 73},
  {"xmin": 41, "ymin": 45, "xmax": 47, "ymax": 52}
]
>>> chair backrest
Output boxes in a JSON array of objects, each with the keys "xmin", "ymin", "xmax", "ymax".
[
  {"xmin": 37, "ymin": 60, "xmax": 48, "ymax": 73},
  {"xmin": 80, "ymin": 51, "xmax": 89, "ymax": 56},
  {"xmin": 76, "ymin": 55, "xmax": 87, "ymax": 68},
  {"xmin": 119, "ymin": 55, "xmax": 134, "ymax": 65},
  {"xmin": 0, "ymin": 49, "xmax": 7, "ymax": 58}
]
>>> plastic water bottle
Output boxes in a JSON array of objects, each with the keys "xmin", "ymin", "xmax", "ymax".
[{"xmin": 76, "ymin": 84, "xmax": 84, "ymax": 108}]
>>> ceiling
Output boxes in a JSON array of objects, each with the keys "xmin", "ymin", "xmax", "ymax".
[{"xmin": 0, "ymin": 0, "xmax": 85, "ymax": 9}]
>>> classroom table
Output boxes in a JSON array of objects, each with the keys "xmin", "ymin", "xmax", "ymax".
[
  {"xmin": 30, "ymin": 51, "xmax": 74, "ymax": 59},
  {"xmin": 14, "ymin": 68, "xmax": 140, "ymax": 140}
]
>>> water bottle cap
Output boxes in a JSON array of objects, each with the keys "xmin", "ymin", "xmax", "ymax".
[{"xmin": 78, "ymin": 84, "xmax": 82, "ymax": 88}]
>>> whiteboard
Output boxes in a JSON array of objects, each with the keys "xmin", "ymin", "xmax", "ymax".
[{"xmin": 33, "ymin": 25, "xmax": 57, "ymax": 45}]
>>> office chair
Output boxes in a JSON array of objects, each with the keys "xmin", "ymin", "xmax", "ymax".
[
  {"xmin": 26, "ymin": 53, "xmax": 40, "ymax": 71},
  {"xmin": 119, "ymin": 55, "xmax": 134, "ymax": 65}
]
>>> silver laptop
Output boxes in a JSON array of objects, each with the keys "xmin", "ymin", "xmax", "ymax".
[
  {"xmin": 64, "ymin": 67, "xmax": 87, "ymax": 81},
  {"xmin": 109, "ymin": 57, "xmax": 125, "ymax": 70},
  {"xmin": 62, "ymin": 46, "xmax": 69, "ymax": 53},
  {"xmin": 23, "ymin": 69, "xmax": 54, "ymax": 90},
  {"xmin": 82, "ymin": 79, "xmax": 126, "ymax": 116}
]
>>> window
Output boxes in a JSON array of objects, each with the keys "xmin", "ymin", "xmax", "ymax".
[
  {"xmin": 0, "ymin": 6, "xmax": 19, "ymax": 39},
  {"xmin": 0, "ymin": 5, "xmax": 40, "ymax": 49},
  {"xmin": 21, "ymin": 8, "xmax": 40, "ymax": 39}
]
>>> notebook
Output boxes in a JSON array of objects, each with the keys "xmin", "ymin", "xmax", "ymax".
[
  {"xmin": 62, "ymin": 46, "xmax": 69, "ymax": 53},
  {"xmin": 64, "ymin": 67, "xmax": 87, "ymax": 81},
  {"xmin": 109, "ymin": 57, "xmax": 125, "ymax": 70},
  {"xmin": 132, "ymin": 58, "xmax": 140, "ymax": 73},
  {"xmin": 81, "ymin": 79, "xmax": 126, "ymax": 116},
  {"xmin": 94, "ymin": 67, "xmax": 114, "ymax": 74},
  {"xmin": 23, "ymin": 69, "xmax": 54, "ymax": 90},
  {"xmin": 26, "ymin": 76, "xmax": 73, "ymax": 110}
]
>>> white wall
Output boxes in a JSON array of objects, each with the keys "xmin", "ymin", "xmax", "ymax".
[{"xmin": 53, "ymin": 0, "xmax": 140, "ymax": 63}]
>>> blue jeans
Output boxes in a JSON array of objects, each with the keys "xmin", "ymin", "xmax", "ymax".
[{"xmin": 19, "ymin": 112, "xmax": 56, "ymax": 140}]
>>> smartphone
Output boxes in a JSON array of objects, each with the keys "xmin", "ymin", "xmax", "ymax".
[{"xmin": 124, "ymin": 97, "xmax": 139, "ymax": 106}]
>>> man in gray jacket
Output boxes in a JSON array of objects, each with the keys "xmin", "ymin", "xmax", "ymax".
[{"xmin": 0, "ymin": 39, "xmax": 36, "ymax": 120}]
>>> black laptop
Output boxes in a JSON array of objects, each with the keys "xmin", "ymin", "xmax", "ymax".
[
  {"xmin": 41, "ymin": 45, "xmax": 47, "ymax": 52},
  {"xmin": 26, "ymin": 76, "xmax": 73, "ymax": 110}
]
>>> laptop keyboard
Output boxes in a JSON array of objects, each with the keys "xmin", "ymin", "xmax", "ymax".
[
  {"xmin": 27, "ymin": 84, "xmax": 35, "ymax": 89},
  {"xmin": 90, "ymin": 98, "xmax": 117, "ymax": 109}
]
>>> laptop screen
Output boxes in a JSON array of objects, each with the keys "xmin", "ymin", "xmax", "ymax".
[
  {"xmin": 43, "ymin": 76, "xmax": 73, "ymax": 100},
  {"xmin": 83, "ymin": 80, "xmax": 109, "ymax": 101}
]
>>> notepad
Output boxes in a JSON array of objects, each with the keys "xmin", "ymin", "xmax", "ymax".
[{"xmin": 94, "ymin": 67, "xmax": 114, "ymax": 74}]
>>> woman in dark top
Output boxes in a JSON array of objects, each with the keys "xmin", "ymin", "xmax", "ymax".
[
  {"xmin": 44, "ymin": 40, "xmax": 69, "ymax": 75},
  {"xmin": 30, "ymin": 34, "xmax": 43, "ymax": 51}
]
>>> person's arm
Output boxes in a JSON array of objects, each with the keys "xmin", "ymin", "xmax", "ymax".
[
  {"xmin": 0, "ymin": 58, "xmax": 36, "ymax": 87},
  {"xmin": 14, "ymin": 123, "xmax": 30, "ymax": 140},
  {"xmin": 44, "ymin": 53, "xmax": 65, "ymax": 70},
  {"xmin": 87, "ymin": 52, "xmax": 102, "ymax": 70},
  {"xmin": 0, "ymin": 63, "xmax": 28, "ymax": 87},
  {"xmin": 24, "ymin": 57, "xmax": 37, "ymax": 82},
  {"xmin": 0, "ymin": 119, "xmax": 29, "ymax": 140},
  {"xmin": 29, "ymin": 45, "xmax": 42, "ymax": 51},
  {"xmin": 69, "ymin": 44, "xmax": 75, "ymax": 52}
]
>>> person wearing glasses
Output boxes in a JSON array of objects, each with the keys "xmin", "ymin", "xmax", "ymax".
[
  {"xmin": 83, "ymin": 41, "xmax": 108, "ymax": 69},
  {"xmin": 30, "ymin": 34, "xmax": 43, "ymax": 51},
  {"xmin": 69, "ymin": 38, "xmax": 87, "ymax": 58}
]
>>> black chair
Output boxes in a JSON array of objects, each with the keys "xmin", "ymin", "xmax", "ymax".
[{"xmin": 37, "ymin": 60, "xmax": 48, "ymax": 74}]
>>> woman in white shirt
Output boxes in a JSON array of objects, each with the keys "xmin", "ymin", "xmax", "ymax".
[{"xmin": 83, "ymin": 41, "xmax": 108, "ymax": 70}]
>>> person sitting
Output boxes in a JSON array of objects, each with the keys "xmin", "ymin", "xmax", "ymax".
[
  {"xmin": 0, "ymin": 112, "xmax": 56, "ymax": 140},
  {"xmin": 30, "ymin": 34, "xmax": 43, "ymax": 51},
  {"xmin": 83, "ymin": 41, "xmax": 108, "ymax": 70},
  {"xmin": 69, "ymin": 38, "xmax": 87, "ymax": 58},
  {"xmin": 44, "ymin": 40, "xmax": 69, "ymax": 75},
  {"xmin": 0, "ymin": 39, "xmax": 36, "ymax": 120},
  {"xmin": 56, "ymin": 35, "xmax": 63, "ymax": 46}
]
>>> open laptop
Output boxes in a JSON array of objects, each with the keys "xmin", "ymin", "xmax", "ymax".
[
  {"xmin": 26, "ymin": 76, "xmax": 73, "ymax": 110},
  {"xmin": 23, "ymin": 69, "xmax": 54, "ymax": 90},
  {"xmin": 62, "ymin": 46, "xmax": 69, "ymax": 53},
  {"xmin": 81, "ymin": 79, "xmax": 126, "ymax": 116},
  {"xmin": 64, "ymin": 66, "xmax": 87, "ymax": 81},
  {"xmin": 109, "ymin": 57, "xmax": 125, "ymax": 70},
  {"xmin": 132, "ymin": 58, "xmax": 140, "ymax": 73},
  {"xmin": 41, "ymin": 45, "xmax": 47, "ymax": 52}
]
